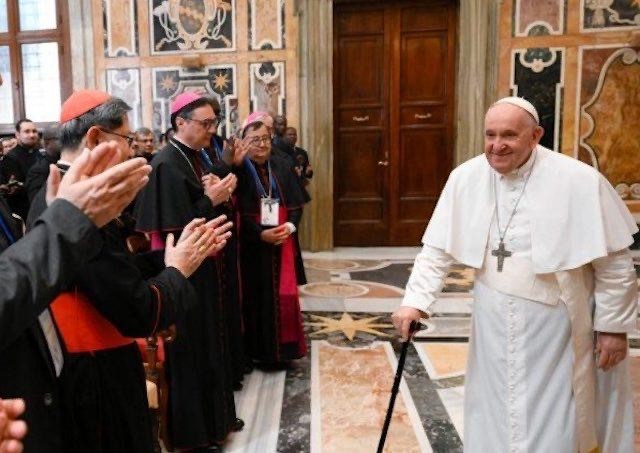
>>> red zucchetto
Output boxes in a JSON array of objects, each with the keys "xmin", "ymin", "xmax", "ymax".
[{"xmin": 60, "ymin": 90, "xmax": 111, "ymax": 124}]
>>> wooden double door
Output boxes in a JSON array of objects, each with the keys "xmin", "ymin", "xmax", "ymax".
[{"xmin": 333, "ymin": 0, "xmax": 457, "ymax": 246}]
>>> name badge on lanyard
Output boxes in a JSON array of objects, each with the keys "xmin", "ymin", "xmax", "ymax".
[{"xmin": 261, "ymin": 197, "xmax": 280, "ymax": 226}]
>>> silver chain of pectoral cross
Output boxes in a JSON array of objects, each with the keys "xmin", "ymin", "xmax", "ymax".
[{"xmin": 492, "ymin": 151, "xmax": 537, "ymax": 272}]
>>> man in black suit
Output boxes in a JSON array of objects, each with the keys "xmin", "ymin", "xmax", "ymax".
[{"xmin": 0, "ymin": 142, "xmax": 151, "ymax": 452}]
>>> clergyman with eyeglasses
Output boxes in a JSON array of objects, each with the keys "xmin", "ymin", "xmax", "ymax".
[{"xmin": 134, "ymin": 91, "xmax": 243, "ymax": 451}]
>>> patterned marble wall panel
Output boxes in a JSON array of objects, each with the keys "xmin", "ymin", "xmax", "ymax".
[
  {"xmin": 103, "ymin": 0, "xmax": 138, "ymax": 56},
  {"xmin": 248, "ymin": 0, "xmax": 285, "ymax": 50},
  {"xmin": 150, "ymin": 0, "xmax": 236, "ymax": 54},
  {"xmin": 152, "ymin": 65, "xmax": 238, "ymax": 136},
  {"xmin": 577, "ymin": 46, "xmax": 640, "ymax": 199},
  {"xmin": 249, "ymin": 61, "xmax": 285, "ymax": 115},
  {"xmin": 514, "ymin": 0, "xmax": 565, "ymax": 36},
  {"xmin": 510, "ymin": 47, "xmax": 565, "ymax": 151},
  {"xmin": 581, "ymin": 0, "xmax": 640, "ymax": 32},
  {"xmin": 106, "ymin": 68, "xmax": 142, "ymax": 130}
]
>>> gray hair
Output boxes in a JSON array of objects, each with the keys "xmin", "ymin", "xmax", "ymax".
[
  {"xmin": 58, "ymin": 97, "xmax": 131, "ymax": 150},
  {"xmin": 135, "ymin": 127, "xmax": 153, "ymax": 136}
]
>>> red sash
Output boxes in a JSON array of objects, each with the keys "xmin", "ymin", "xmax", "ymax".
[
  {"xmin": 51, "ymin": 291, "xmax": 134, "ymax": 353},
  {"xmin": 275, "ymin": 207, "xmax": 307, "ymax": 356}
]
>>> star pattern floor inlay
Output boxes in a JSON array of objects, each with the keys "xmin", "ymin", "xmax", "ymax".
[{"xmin": 176, "ymin": 247, "xmax": 640, "ymax": 452}]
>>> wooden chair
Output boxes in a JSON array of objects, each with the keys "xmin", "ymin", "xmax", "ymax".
[{"xmin": 140, "ymin": 326, "xmax": 175, "ymax": 453}]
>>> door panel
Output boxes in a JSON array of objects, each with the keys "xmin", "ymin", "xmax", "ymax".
[
  {"xmin": 334, "ymin": 1, "xmax": 456, "ymax": 246},
  {"xmin": 401, "ymin": 5, "xmax": 449, "ymax": 31},
  {"xmin": 400, "ymin": 32, "xmax": 448, "ymax": 101},
  {"xmin": 397, "ymin": 129, "xmax": 445, "ymax": 223},
  {"xmin": 336, "ymin": 131, "xmax": 385, "ymax": 200},
  {"xmin": 338, "ymin": 36, "xmax": 385, "ymax": 104}
]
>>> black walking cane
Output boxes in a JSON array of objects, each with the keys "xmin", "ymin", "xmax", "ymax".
[{"xmin": 376, "ymin": 320, "xmax": 422, "ymax": 453}]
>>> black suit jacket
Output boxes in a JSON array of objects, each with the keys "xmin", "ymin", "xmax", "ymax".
[{"xmin": 0, "ymin": 198, "xmax": 102, "ymax": 452}]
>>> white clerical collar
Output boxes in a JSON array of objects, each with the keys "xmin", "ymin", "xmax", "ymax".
[{"xmin": 498, "ymin": 147, "xmax": 537, "ymax": 180}]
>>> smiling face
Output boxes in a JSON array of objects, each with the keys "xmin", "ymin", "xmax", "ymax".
[
  {"xmin": 483, "ymin": 103, "xmax": 544, "ymax": 174},
  {"xmin": 245, "ymin": 124, "xmax": 272, "ymax": 164},
  {"xmin": 175, "ymin": 104, "xmax": 217, "ymax": 150}
]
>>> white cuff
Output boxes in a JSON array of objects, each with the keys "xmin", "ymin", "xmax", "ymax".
[
  {"xmin": 285, "ymin": 222, "xmax": 297, "ymax": 234},
  {"xmin": 401, "ymin": 291, "xmax": 434, "ymax": 318}
]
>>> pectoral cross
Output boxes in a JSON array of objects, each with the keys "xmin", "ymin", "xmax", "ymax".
[{"xmin": 491, "ymin": 240, "xmax": 512, "ymax": 272}]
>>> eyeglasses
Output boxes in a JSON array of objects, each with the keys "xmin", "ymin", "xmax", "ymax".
[
  {"xmin": 248, "ymin": 135, "xmax": 271, "ymax": 146},
  {"xmin": 99, "ymin": 128, "xmax": 135, "ymax": 147},
  {"xmin": 181, "ymin": 117, "xmax": 222, "ymax": 129}
]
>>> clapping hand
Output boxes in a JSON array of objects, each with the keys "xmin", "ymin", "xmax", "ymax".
[
  {"xmin": 46, "ymin": 141, "xmax": 151, "ymax": 228},
  {"xmin": 202, "ymin": 173, "xmax": 237, "ymax": 206},
  {"xmin": 231, "ymin": 137, "xmax": 251, "ymax": 166},
  {"xmin": 0, "ymin": 398, "xmax": 27, "ymax": 453},
  {"xmin": 164, "ymin": 215, "xmax": 233, "ymax": 278}
]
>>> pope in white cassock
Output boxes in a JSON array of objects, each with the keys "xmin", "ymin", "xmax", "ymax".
[{"xmin": 392, "ymin": 97, "xmax": 637, "ymax": 453}]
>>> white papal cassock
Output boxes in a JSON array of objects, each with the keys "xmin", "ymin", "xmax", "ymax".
[{"xmin": 402, "ymin": 146, "xmax": 638, "ymax": 453}]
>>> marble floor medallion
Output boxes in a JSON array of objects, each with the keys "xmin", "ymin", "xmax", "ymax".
[
  {"xmin": 304, "ymin": 259, "xmax": 362, "ymax": 271},
  {"xmin": 172, "ymin": 249, "xmax": 640, "ymax": 452},
  {"xmin": 302, "ymin": 282, "xmax": 369, "ymax": 298}
]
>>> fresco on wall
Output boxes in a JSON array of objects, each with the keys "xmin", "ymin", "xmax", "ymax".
[
  {"xmin": 249, "ymin": 61, "xmax": 285, "ymax": 115},
  {"xmin": 582, "ymin": 0, "xmax": 640, "ymax": 31},
  {"xmin": 103, "ymin": 0, "xmax": 138, "ymax": 57},
  {"xmin": 514, "ymin": 0, "xmax": 565, "ymax": 36},
  {"xmin": 578, "ymin": 47, "xmax": 640, "ymax": 199},
  {"xmin": 512, "ymin": 47, "xmax": 565, "ymax": 151},
  {"xmin": 106, "ymin": 68, "xmax": 142, "ymax": 130},
  {"xmin": 248, "ymin": 0, "xmax": 285, "ymax": 50},
  {"xmin": 150, "ymin": 0, "xmax": 235, "ymax": 54}
]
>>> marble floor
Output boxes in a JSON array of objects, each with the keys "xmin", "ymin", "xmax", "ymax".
[{"xmin": 218, "ymin": 247, "xmax": 640, "ymax": 452}]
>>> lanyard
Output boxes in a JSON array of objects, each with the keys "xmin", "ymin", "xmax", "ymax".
[
  {"xmin": 212, "ymin": 137, "xmax": 224, "ymax": 160},
  {"xmin": 0, "ymin": 213, "xmax": 16, "ymax": 244},
  {"xmin": 244, "ymin": 158, "xmax": 279, "ymax": 199},
  {"xmin": 199, "ymin": 149, "xmax": 214, "ymax": 172}
]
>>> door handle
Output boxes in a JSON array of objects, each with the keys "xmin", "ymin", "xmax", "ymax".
[
  {"xmin": 352, "ymin": 115, "xmax": 369, "ymax": 122},
  {"xmin": 415, "ymin": 113, "xmax": 432, "ymax": 120},
  {"xmin": 378, "ymin": 150, "xmax": 389, "ymax": 166}
]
